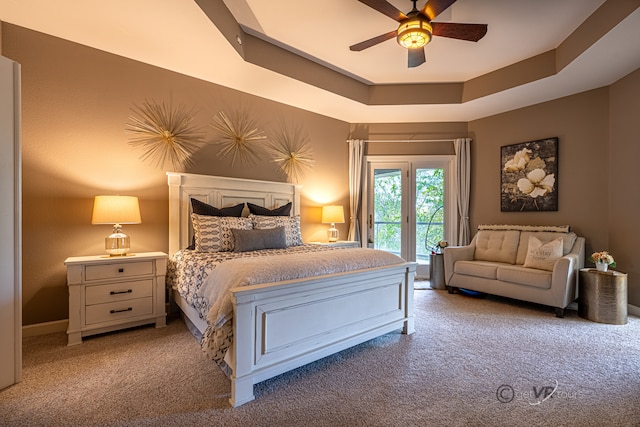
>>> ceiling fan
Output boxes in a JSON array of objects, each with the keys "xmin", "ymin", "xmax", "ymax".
[{"xmin": 350, "ymin": 0, "xmax": 487, "ymax": 68}]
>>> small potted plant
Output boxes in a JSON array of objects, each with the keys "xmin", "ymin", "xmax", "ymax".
[
  {"xmin": 433, "ymin": 240, "xmax": 449, "ymax": 254},
  {"xmin": 590, "ymin": 251, "xmax": 616, "ymax": 272}
]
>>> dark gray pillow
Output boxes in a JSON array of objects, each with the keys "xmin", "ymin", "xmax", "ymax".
[
  {"xmin": 232, "ymin": 227, "xmax": 287, "ymax": 252},
  {"xmin": 247, "ymin": 202, "xmax": 292, "ymax": 216}
]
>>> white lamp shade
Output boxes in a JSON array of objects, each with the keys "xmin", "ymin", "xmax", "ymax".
[
  {"xmin": 321, "ymin": 205, "xmax": 345, "ymax": 224},
  {"xmin": 92, "ymin": 195, "xmax": 141, "ymax": 225}
]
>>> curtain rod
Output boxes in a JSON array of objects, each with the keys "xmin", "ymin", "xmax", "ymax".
[{"xmin": 348, "ymin": 139, "xmax": 455, "ymax": 143}]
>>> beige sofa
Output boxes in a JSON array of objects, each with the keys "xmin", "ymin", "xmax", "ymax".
[{"xmin": 443, "ymin": 225, "xmax": 585, "ymax": 317}]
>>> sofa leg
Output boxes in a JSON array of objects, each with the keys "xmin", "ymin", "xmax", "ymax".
[
  {"xmin": 555, "ymin": 307, "xmax": 565, "ymax": 318},
  {"xmin": 447, "ymin": 286, "xmax": 457, "ymax": 294}
]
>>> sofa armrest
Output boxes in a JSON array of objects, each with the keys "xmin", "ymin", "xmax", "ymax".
[
  {"xmin": 550, "ymin": 236, "xmax": 584, "ymax": 306},
  {"xmin": 443, "ymin": 245, "xmax": 475, "ymax": 285},
  {"xmin": 551, "ymin": 253, "xmax": 580, "ymax": 305}
]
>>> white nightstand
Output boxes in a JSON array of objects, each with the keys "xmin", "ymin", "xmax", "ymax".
[
  {"xmin": 64, "ymin": 251, "xmax": 168, "ymax": 346},
  {"xmin": 308, "ymin": 241, "xmax": 361, "ymax": 248}
]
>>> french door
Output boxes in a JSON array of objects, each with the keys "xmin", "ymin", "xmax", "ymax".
[{"xmin": 364, "ymin": 156, "xmax": 456, "ymax": 278}]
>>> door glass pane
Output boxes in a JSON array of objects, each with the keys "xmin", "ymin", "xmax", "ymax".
[
  {"xmin": 373, "ymin": 168, "xmax": 402, "ymax": 256},
  {"xmin": 416, "ymin": 168, "xmax": 445, "ymax": 264}
]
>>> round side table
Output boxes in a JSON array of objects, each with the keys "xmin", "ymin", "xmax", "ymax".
[
  {"xmin": 578, "ymin": 268, "xmax": 627, "ymax": 325},
  {"xmin": 429, "ymin": 253, "xmax": 446, "ymax": 290}
]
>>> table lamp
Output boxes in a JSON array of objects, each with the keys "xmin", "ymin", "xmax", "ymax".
[
  {"xmin": 91, "ymin": 195, "xmax": 141, "ymax": 256},
  {"xmin": 321, "ymin": 205, "xmax": 345, "ymax": 242}
]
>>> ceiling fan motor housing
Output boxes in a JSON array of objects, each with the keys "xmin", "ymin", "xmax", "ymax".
[{"xmin": 397, "ymin": 14, "xmax": 432, "ymax": 49}]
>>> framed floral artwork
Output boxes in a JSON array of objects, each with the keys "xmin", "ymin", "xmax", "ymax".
[{"xmin": 500, "ymin": 137, "xmax": 558, "ymax": 212}]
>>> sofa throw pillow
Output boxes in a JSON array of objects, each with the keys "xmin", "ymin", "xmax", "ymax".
[
  {"xmin": 232, "ymin": 227, "xmax": 287, "ymax": 252},
  {"xmin": 249, "ymin": 214, "xmax": 303, "ymax": 247},
  {"xmin": 523, "ymin": 236, "xmax": 563, "ymax": 271},
  {"xmin": 191, "ymin": 213, "xmax": 252, "ymax": 252},
  {"xmin": 515, "ymin": 231, "xmax": 577, "ymax": 264},
  {"xmin": 247, "ymin": 202, "xmax": 292, "ymax": 216}
]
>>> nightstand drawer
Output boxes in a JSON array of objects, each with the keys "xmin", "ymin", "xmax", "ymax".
[
  {"xmin": 85, "ymin": 297, "xmax": 153, "ymax": 325},
  {"xmin": 85, "ymin": 280, "xmax": 153, "ymax": 305},
  {"xmin": 85, "ymin": 260, "xmax": 153, "ymax": 281}
]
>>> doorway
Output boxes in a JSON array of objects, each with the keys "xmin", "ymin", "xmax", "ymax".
[{"xmin": 364, "ymin": 156, "xmax": 457, "ymax": 278}]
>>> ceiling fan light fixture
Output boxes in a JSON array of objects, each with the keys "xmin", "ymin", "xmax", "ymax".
[{"xmin": 397, "ymin": 17, "xmax": 432, "ymax": 49}]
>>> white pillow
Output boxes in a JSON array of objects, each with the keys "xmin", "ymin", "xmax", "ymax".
[
  {"xmin": 523, "ymin": 236, "xmax": 563, "ymax": 271},
  {"xmin": 191, "ymin": 213, "xmax": 253, "ymax": 252},
  {"xmin": 249, "ymin": 214, "xmax": 303, "ymax": 247}
]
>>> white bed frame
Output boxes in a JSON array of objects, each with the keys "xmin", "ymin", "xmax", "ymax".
[{"xmin": 167, "ymin": 172, "xmax": 416, "ymax": 407}]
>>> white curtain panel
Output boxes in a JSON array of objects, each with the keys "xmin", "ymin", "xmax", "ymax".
[
  {"xmin": 347, "ymin": 139, "xmax": 365, "ymax": 242},
  {"xmin": 454, "ymin": 138, "xmax": 471, "ymax": 245}
]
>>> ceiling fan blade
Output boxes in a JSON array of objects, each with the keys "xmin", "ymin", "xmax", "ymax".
[
  {"xmin": 408, "ymin": 48, "xmax": 426, "ymax": 68},
  {"xmin": 358, "ymin": 0, "xmax": 408, "ymax": 22},
  {"xmin": 432, "ymin": 22, "xmax": 488, "ymax": 42},
  {"xmin": 350, "ymin": 30, "xmax": 397, "ymax": 51},
  {"xmin": 420, "ymin": 0, "xmax": 457, "ymax": 21}
]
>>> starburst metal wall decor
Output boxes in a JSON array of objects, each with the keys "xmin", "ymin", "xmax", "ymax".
[
  {"xmin": 209, "ymin": 110, "xmax": 267, "ymax": 166},
  {"xmin": 266, "ymin": 124, "xmax": 315, "ymax": 183},
  {"xmin": 126, "ymin": 100, "xmax": 204, "ymax": 171}
]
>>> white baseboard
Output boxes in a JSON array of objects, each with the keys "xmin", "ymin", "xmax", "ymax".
[
  {"xmin": 628, "ymin": 304, "xmax": 640, "ymax": 317},
  {"xmin": 22, "ymin": 319, "xmax": 68, "ymax": 338}
]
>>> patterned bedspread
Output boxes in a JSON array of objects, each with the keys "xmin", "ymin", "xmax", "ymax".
[
  {"xmin": 166, "ymin": 245, "xmax": 341, "ymax": 369},
  {"xmin": 167, "ymin": 244, "xmax": 341, "ymax": 322},
  {"xmin": 166, "ymin": 244, "xmax": 405, "ymax": 373}
]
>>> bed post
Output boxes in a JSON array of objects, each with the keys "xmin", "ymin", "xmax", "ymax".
[
  {"xmin": 403, "ymin": 265, "xmax": 416, "ymax": 334},
  {"xmin": 292, "ymin": 184, "xmax": 301, "ymax": 217},
  {"xmin": 229, "ymin": 296, "xmax": 255, "ymax": 407},
  {"xmin": 167, "ymin": 172, "xmax": 183, "ymax": 256}
]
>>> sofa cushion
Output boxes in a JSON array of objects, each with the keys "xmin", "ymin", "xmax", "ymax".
[
  {"xmin": 497, "ymin": 265, "xmax": 552, "ymax": 289},
  {"xmin": 454, "ymin": 260, "xmax": 503, "ymax": 280},
  {"xmin": 474, "ymin": 230, "xmax": 520, "ymax": 264},
  {"xmin": 523, "ymin": 236, "xmax": 563, "ymax": 271},
  {"xmin": 516, "ymin": 231, "xmax": 577, "ymax": 264}
]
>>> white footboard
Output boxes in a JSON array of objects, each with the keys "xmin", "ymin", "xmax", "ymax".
[{"xmin": 227, "ymin": 262, "xmax": 416, "ymax": 407}]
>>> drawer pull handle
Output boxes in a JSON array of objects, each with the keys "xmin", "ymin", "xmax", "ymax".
[
  {"xmin": 110, "ymin": 307, "xmax": 133, "ymax": 314},
  {"xmin": 118, "ymin": 268, "xmax": 125, "ymax": 273},
  {"xmin": 110, "ymin": 289, "xmax": 133, "ymax": 295}
]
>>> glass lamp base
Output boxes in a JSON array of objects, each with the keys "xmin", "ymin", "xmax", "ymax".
[
  {"xmin": 105, "ymin": 226, "xmax": 130, "ymax": 256},
  {"xmin": 328, "ymin": 224, "xmax": 339, "ymax": 242}
]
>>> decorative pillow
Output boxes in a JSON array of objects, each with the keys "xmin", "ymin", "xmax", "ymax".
[
  {"xmin": 191, "ymin": 213, "xmax": 252, "ymax": 252},
  {"xmin": 523, "ymin": 236, "xmax": 563, "ymax": 271},
  {"xmin": 232, "ymin": 227, "xmax": 287, "ymax": 252},
  {"xmin": 187, "ymin": 200, "xmax": 246, "ymax": 249},
  {"xmin": 250, "ymin": 214, "xmax": 303, "ymax": 247},
  {"xmin": 191, "ymin": 199, "xmax": 245, "ymax": 217},
  {"xmin": 247, "ymin": 202, "xmax": 292, "ymax": 216},
  {"xmin": 516, "ymin": 231, "xmax": 577, "ymax": 264}
]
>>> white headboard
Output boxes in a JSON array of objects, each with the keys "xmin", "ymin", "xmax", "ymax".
[{"xmin": 167, "ymin": 172, "xmax": 301, "ymax": 255}]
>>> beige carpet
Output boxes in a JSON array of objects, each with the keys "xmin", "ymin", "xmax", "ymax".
[{"xmin": 2, "ymin": 289, "xmax": 639, "ymax": 426}]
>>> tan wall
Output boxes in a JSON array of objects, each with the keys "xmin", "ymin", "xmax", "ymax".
[
  {"xmin": 3, "ymin": 24, "xmax": 355, "ymax": 325},
  {"xmin": 609, "ymin": 67, "xmax": 640, "ymax": 306},
  {"xmin": 469, "ymin": 86, "xmax": 640, "ymax": 306},
  {"xmin": 468, "ymin": 88, "xmax": 609, "ymax": 241},
  {"xmin": 350, "ymin": 122, "xmax": 467, "ymax": 156},
  {"xmin": 3, "ymin": 22, "xmax": 640, "ymax": 324}
]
